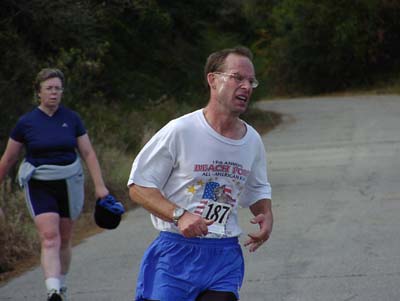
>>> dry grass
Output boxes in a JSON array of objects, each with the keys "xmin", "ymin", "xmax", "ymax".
[
  {"xmin": 242, "ymin": 106, "xmax": 283, "ymax": 135},
  {"xmin": 0, "ymin": 185, "xmax": 40, "ymax": 282}
]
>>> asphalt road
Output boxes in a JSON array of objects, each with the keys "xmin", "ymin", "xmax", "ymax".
[{"xmin": 1, "ymin": 95, "xmax": 400, "ymax": 301}]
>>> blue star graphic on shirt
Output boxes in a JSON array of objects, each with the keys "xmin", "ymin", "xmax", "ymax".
[{"xmin": 202, "ymin": 182, "xmax": 219, "ymax": 200}]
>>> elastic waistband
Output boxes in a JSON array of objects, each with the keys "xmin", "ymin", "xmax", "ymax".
[{"xmin": 158, "ymin": 231, "xmax": 239, "ymax": 247}]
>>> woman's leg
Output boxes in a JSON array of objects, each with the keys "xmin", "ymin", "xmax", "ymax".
[
  {"xmin": 35, "ymin": 212, "xmax": 62, "ymax": 278},
  {"xmin": 59, "ymin": 217, "xmax": 74, "ymax": 276},
  {"xmin": 35, "ymin": 212, "xmax": 62, "ymax": 294},
  {"xmin": 59, "ymin": 217, "xmax": 74, "ymax": 299}
]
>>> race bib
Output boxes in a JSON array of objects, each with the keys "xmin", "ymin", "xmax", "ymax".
[{"xmin": 201, "ymin": 200, "xmax": 232, "ymax": 235}]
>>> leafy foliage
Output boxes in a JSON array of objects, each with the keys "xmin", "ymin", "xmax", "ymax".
[
  {"xmin": 263, "ymin": 0, "xmax": 400, "ymax": 94},
  {"xmin": 2, "ymin": 0, "xmax": 400, "ymax": 133}
]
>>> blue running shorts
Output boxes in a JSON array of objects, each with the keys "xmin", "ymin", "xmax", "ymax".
[
  {"xmin": 135, "ymin": 231, "xmax": 244, "ymax": 301},
  {"xmin": 26, "ymin": 179, "xmax": 70, "ymax": 218}
]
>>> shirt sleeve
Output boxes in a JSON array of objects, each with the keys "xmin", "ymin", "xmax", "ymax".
[
  {"xmin": 73, "ymin": 111, "xmax": 87, "ymax": 137},
  {"xmin": 127, "ymin": 121, "xmax": 176, "ymax": 190},
  {"xmin": 238, "ymin": 135, "xmax": 272, "ymax": 208},
  {"xmin": 10, "ymin": 117, "xmax": 26, "ymax": 143}
]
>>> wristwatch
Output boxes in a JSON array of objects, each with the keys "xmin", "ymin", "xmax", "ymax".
[{"xmin": 172, "ymin": 207, "xmax": 186, "ymax": 226}]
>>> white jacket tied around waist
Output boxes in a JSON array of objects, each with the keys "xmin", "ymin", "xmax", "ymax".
[{"xmin": 17, "ymin": 158, "xmax": 85, "ymax": 220}]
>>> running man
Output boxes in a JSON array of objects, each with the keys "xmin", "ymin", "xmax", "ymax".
[{"xmin": 128, "ymin": 46, "xmax": 273, "ymax": 301}]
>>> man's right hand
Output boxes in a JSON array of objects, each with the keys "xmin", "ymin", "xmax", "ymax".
[{"xmin": 178, "ymin": 212, "xmax": 214, "ymax": 238}]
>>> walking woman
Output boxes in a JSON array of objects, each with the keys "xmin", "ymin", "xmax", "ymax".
[{"xmin": 0, "ymin": 68, "xmax": 109, "ymax": 300}]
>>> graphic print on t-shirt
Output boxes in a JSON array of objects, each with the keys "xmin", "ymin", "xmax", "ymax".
[
  {"xmin": 187, "ymin": 160, "xmax": 250, "ymax": 235},
  {"xmin": 193, "ymin": 182, "xmax": 234, "ymax": 214}
]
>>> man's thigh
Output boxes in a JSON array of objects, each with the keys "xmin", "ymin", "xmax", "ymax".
[{"xmin": 196, "ymin": 290, "xmax": 237, "ymax": 301}]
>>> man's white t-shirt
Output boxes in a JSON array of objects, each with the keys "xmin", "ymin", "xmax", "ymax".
[{"xmin": 127, "ymin": 109, "xmax": 271, "ymax": 238}]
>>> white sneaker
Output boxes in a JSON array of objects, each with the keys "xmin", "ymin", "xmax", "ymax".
[
  {"xmin": 47, "ymin": 289, "xmax": 63, "ymax": 301},
  {"xmin": 60, "ymin": 287, "xmax": 67, "ymax": 300}
]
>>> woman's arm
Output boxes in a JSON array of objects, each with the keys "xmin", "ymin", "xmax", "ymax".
[
  {"xmin": 77, "ymin": 134, "xmax": 109, "ymax": 199},
  {"xmin": 0, "ymin": 138, "xmax": 23, "ymax": 184},
  {"xmin": 0, "ymin": 138, "xmax": 23, "ymax": 219}
]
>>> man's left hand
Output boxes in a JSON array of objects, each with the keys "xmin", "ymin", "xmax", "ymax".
[{"xmin": 244, "ymin": 213, "xmax": 271, "ymax": 252}]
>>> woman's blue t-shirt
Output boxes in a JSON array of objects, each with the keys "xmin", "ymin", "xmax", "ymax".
[{"xmin": 10, "ymin": 106, "xmax": 87, "ymax": 166}]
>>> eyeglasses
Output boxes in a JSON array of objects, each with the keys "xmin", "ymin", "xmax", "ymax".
[
  {"xmin": 43, "ymin": 86, "xmax": 63, "ymax": 93},
  {"xmin": 213, "ymin": 72, "xmax": 259, "ymax": 88}
]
